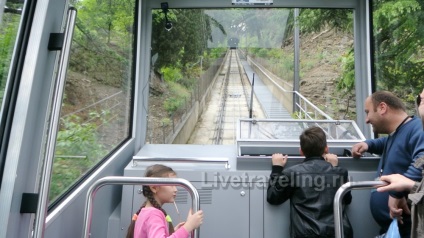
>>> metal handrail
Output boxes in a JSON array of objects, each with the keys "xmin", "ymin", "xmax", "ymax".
[
  {"xmin": 334, "ymin": 181, "xmax": 387, "ymax": 238},
  {"xmin": 82, "ymin": 176, "xmax": 200, "ymax": 238},
  {"xmin": 247, "ymin": 56, "xmax": 332, "ymax": 120},
  {"xmin": 33, "ymin": 7, "xmax": 77, "ymax": 238}
]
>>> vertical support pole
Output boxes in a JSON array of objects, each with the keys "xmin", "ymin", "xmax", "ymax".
[
  {"xmin": 249, "ymin": 74, "xmax": 255, "ymax": 118},
  {"xmin": 293, "ymin": 8, "xmax": 300, "ymax": 113}
]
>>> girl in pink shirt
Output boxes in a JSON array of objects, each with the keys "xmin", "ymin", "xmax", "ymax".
[{"xmin": 126, "ymin": 164, "xmax": 203, "ymax": 238}]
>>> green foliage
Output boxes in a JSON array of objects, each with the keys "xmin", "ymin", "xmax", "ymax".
[
  {"xmin": 372, "ymin": 0, "xmax": 424, "ymax": 97},
  {"xmin": 256, "ymin": 48, "xmax": 269, "ymax": 58},
  {"xmin": 297, "ymin": 9, "xmax": 354, "ymax": 33},
  {"xmin": 161, "ymin": 67, "xmax": 183, "ymax": 83},
  {"xmin": 267, "ymin": 49, "xmax": 284, "ymax": 59},
  {"xmin": 161, "ymin": 117, "xmax": 171, "ymax": 126},
  {"xmin": 160, "ymin": 64, "xmax": 196, "ymax": 92},
  {"xmin": 291, "ymin": 111, "xmax": 303, "ymax": 119},
  {"xmin": 337, "ymin": 49, "xmax": 355, "ymax": 92},
  {"xmin": 163, "ymin": 81, "xmax": 189, "ymax": 114},
  {"xmin": 247, "ymin": 47, "xmax": 294, "ymax": 80},
  {"xmin": 209, "ymin": 48, "xmax": 227, "ymax": 59},
  {"xmin": 50, "ymin": 114, "xmax": 107, "ymax": 201},
  {"xmin": 296, "ymin": 1, "xmax": 424, "ymax": 106},
  {"xmin": 69, "ymin": 0, "xmax": 135, "ymax": 87},
  {"xmin": 183, "ymin": 68, "xmax": 200, "ymax": 89},
  {"xmin": 74, "ymin": 0, "xmax": 134, "ymax": 44},
  {"xmin": 198, "ymin": 48, "xmax": 226, "ymax": 70},
  {"xmin": 151, "ymin": 9, "xmax": 226, "ymax": 71},
  {"xmin": 0, "ymin": 7, "xmax": 21, "ymax": 103}
]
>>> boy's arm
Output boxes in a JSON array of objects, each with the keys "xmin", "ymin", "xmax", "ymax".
[
  {"xmin": 267, "ymin": 165, "xmax": 294, "ymax": 205},
  {"xmin": 325, "ymin": 153, "xmax": 338, "ymax": 167}
]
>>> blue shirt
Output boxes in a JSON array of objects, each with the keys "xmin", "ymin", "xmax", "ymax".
[{"xmin": 365, "ymin": 116, "xmax": 424, "ymax": 234}]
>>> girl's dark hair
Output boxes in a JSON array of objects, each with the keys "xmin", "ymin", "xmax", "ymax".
[{"xmin": 126, "ymin": 164, "xmax": 176, "ymax": 238}]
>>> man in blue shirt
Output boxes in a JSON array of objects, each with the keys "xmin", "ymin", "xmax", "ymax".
[
  {"xmin": 352, "ymin": 91, "xmax": 424, "ymax": 237},
  {"xmin": 377, "ymin": 90, "xmax": 424, "ymax": 238}
]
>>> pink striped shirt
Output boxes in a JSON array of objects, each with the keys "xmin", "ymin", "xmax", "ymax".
[{"xmin": 134, "ymin": 207, "xmax": 189, "ymax": 238}]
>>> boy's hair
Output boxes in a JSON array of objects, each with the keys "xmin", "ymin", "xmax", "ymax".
[
  {"xmin": 299, "ymin": 126, "xmax": 327, "ymax": 158},
  {"xmin": 126, "ymin": 164, "xmax": 176, "ymax": 238},
  {"xmin": 371, "ymin": 91, "xmax": 406, "ymax": 112}
]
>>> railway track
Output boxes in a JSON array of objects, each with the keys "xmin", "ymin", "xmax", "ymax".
[{"xmin": 188, "ymin": 50, "xmax": 266, "ymax": 144}]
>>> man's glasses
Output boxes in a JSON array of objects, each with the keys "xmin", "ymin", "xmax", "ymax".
[{"xmin": 417, "ymin": 95, "xmax": 423, "ymax": 107}]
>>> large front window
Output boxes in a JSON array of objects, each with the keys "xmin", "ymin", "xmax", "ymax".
[{"xmin": 147, "ymin": 8, "xmax": 354, "ymax": 145}]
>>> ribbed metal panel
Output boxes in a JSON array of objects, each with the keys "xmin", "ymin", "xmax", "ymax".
[{"xmin": 175, "ymin": 188, "xmax": 213, "ymax": 205}]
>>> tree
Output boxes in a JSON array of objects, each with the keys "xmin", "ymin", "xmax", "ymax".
[
  {"xmin": 372, "ymin": 0, "xmax": 424, "ymax": 96},
  {"xmin": 293, "ymin": 1, "xmax": 423, "ymax": 103},
  {"xmin": 151, "ymin": 9, "xmax": 226, "ymax": 71}
]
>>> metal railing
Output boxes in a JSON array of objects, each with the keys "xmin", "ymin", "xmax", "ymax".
[
  {"xmin": 294, "ymin": 93, "xmax": 332, "ymax": 120},
  {"xmin": 246, "ymin": 55, "xmax": 333, "ymax": 120},
  {"xmin": 82, "ymin": 176, "xmax": 200, "ymax": 238},
  {"xmin": 333, "ymin": 181, "xmax": 387, "ymax": 238}
]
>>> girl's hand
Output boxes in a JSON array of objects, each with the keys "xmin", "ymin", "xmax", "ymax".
[
  {"xmin": 174, "ymin": 222, "xmax": 185, "ymax": 230},
  {"xmin": 183, "ymin": 209, "xmax": 204, "ymax": 232}
]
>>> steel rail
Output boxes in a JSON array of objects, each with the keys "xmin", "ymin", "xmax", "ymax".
[
  {"xmin": 334, "ymin": 181, "xmax": 387, "ymax": 238},
  {"xmin": 213, "ymin": 51, "xmax": 231, "ymax": 144}
]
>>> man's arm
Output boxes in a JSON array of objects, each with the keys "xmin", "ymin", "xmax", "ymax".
[
  {"xmin": 390, "ymin": 130, "xmax": 424, "ymax": 198},
  {"xmin": 351, "ymin": 137, "xmax": 386, "ymax": 158},
  {"xmin": 403, "ymin": 131, "xmax": 424, "ymax": 181},
  {"xmin": 364, "ymin": 137, "xmax": 387, "ymax": 155}
]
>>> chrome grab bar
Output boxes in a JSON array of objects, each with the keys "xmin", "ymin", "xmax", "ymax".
[
  {"xmin": 334, "ymin": 181, "xmax": 387, "ymax": 238},
  {"xmin": 33, "ymin": 7, "xmax": 77, "ymax": 238},
  {"xmin": 82, "ymin": 176, "xmax": 200, "ymax": 238}
]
